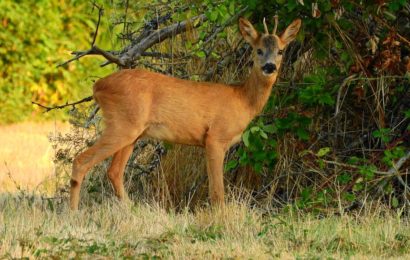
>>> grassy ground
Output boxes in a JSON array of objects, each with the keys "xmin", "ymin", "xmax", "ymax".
[
  {"xmin": 1, "ymin": 122, "xmax": 409, "ymax": 259},
  {"xmin": 0, "ymin": 196, "xmax": 409, "ymax": 259}
]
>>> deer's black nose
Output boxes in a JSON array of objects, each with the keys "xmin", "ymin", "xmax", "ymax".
[{"xmin": 262, "ymin": 63, "xmax": 276, "ymax": 74}]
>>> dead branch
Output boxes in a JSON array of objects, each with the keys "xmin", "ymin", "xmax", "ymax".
[
  {"xmin": 387, "ymin": 150, "xmax": 410, "ymax": 175},
  {"xmin": 58, "ymin": 13, "xmax": 208, "ymax": 68},
  {"xmin": 118, "ymin": 14, "xmax": 207, "ymax": 67},
  {"xmin": 58, "ymin": 46, "xmax": 123, "ymax": 67},
  {"xmin": 32, "ymin": 96, "xmax": 93, "ymax": 112},
  {"xmin": 84, "ymin": 104, "xmax": 100, "ymax": 128},
  {"xmin": 91, "ymin": 2, "xmax": 104, "ymax": 46}
]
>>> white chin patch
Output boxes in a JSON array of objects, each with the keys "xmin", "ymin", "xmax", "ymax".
[{"xmin": 262, "ymin": 71, "xmax": 274, "ymax": 76}]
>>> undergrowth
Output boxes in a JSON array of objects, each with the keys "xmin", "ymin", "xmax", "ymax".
[{"xmin": 48, "ymin": 0, "xmax": 410, "ymax": 213}]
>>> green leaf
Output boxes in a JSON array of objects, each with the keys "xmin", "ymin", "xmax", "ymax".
[
  {"xmin": 262, "ymin": 124, "xmax": 275, "ymax": 134},
  {"xmin": 209, "ymin": 10, "xmax": 218, "ymax": 21},
  {"xmin": 242, "ymin": 130, "xmax": 250, "ymax": 147},
  {"xmin": 404, "ymin": 109, "xmax": 410, "ymax": 119},
  {"xmin": 343, "ymin": 192, "xmax": 356, "ymax": 202},
  {"xmin": 253, "ymin": 162, "xmax": 263, "ymax": 173},
  {"xmin": 358, "ymin": 165, "xmax": 377, "ymax": 180},
  {"xmin": 229, "ymin": 1, "xmax": 235, "ymax": 14},
  {"xmin": 250, "ymin": 126, "xmax": 260, "ymax": 133},
  {"xmin": 372, "ymin": 128, "xmax": 392, "ymax": 143},
  {"xmin": 316, "ymin": 147, "xmax": 331, "ymax": 157},
  {"xmin": 337, "ymin": 172, "xmax": 352, "ymax": 185},
  {"xmin": 296, "ymin": 128, "xmax": 309, "ymax": 140},
  {"xmin": 224, "ymin": 160, "xmax": 238, "ymax": 171},
  {"xmin": 268, "ymin": 139, "xmax": 277, "ymax": 147},
  {"xmin": 195, "ymin": 50, "xmax": 206, "ymax": 58},
  {"xmin": 392, "ymin": 196, "xmax": 399, "ymax": 208}
]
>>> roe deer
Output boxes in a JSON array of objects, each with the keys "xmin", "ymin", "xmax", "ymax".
[{"xmin": 70, "ymin": 16, "xmax": 301, "ymax": 210}]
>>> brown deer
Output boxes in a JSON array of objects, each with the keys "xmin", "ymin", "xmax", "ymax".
[{"xmin": 69, "ymin": 16, "xmax": 301, "ymax": 210}]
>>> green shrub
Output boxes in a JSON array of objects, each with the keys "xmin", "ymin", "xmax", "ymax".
[{"xmin": 0, "ymin": 0, "xmax": 112, "ymax": 123}]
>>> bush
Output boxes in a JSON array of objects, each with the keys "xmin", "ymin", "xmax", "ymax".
[{"xmin": 51, "ymin": 0, "xmax": 410, "ymax": 211}]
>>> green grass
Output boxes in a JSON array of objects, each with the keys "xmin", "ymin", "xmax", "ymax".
[{"xmin": 1, "ymin": 195, "xmax": 409, "ymax": 259}]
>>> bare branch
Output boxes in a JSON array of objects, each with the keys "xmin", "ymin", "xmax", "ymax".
[
  {"xmin": 32, "ymin": 96, "xmax": 93, "ymax": 112},
  {"xmin": 91, "ymin": 3, "xmax": 104, "ymax": 46},
  {"xmin": 57, "ymin": 46, "xmax": 124, "ymax": 68},
  {"xmin": 84, "ymin": 104, "xmax": 100, "ymax": 128},
  {"xmin": 58, "ymin": 13, "xmax": 208, "ymax": 68},
  {"xmin": 132, "ymin": 12, "xmax": 173, "ymax": 44},
  {"xmin": 57, "ymin": 49, "xmax": 92, "ymax": 67},
  {"xmin": 387, "ymin": 150, "xmax": 410, "ymax": 175},
  {"xmin": 119, "ymin": 14, "xmax": 208, "ymax": 67}
]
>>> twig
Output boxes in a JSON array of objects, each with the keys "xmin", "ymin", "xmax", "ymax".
[
  {"xmin": 91, "ymin": 2, "xmax": 104, "ymax": 46},
  {"xmin": 335, "ymin": 74, "xmax": 357, "ymax": 117},
  {"xmin": 388, "ymin": 151, "xmax": 410, "ymax": 192},
  {"xmin": 57, "ymin": 46, "xmax": 124, "ymax": 68},
  {"xmin": 84, "ymin": 104, "xmax": 100, "ymax": 128},
  {"xmin": 32, "ymin": 96, "xmax": 93, "ymax": 112},
  {"xmin": 132, "ymin": 12, "xmax": 173, "ymax": 44},
  {"xmin": 387, "ymin": 150, "xmax": 410, "ymax": 175},
  {"xmin": 322, "ymin": 152, "xmax": 410, "ymax": 176}
]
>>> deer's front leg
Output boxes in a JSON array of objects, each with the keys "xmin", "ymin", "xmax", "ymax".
[{"xmin": 205, "ymin": 138, "xmax": 227, "ymax": 206}]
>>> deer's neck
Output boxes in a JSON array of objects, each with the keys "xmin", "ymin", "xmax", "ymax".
[{"xmin": 239, "ymin": 67, "xmax": 277, "ymax": 116}]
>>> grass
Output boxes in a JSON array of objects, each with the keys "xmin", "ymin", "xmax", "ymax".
[
  {"xmin": 0, "ymin": 122, "xmax": 69, "ymax": 193},
  {"xmin": 0, "ymin": 195, "xmax": 409, "ymax": 259},
  {"xmin": 1, "ymin": 122, "xmax": 409, "ymax": 258}
]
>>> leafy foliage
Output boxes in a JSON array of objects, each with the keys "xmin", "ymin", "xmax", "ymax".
[
  {"xmin": 0, "ymin": 0, "xmax": 112, "ymax": 123},
  {"xmin": 219, "ymin": 0, "xmax": 410, "ymax": 210},
  {"xmin": 47, "ymin": 0, "xmax": 410, "ymax": 211}
]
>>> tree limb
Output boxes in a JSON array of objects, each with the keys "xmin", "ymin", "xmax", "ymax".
[
  {"xmin": 57, "ymin": 46, "xmax": 124, "ymax": 67},
  {"xmin": 32, "ymin": 96, "xmax": 93, "ymax": 112},
  {"xmin": 118, "ymin": 14, "xmax": 207, "ymax": 67},
  {"xmin": 58, "ymin": 13, "xmax": 208, "ymax": 68}
]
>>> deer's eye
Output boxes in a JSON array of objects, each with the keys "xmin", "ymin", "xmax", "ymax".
[
  {"xmin": 278, "ymin": 50, "xmax": 284, "ymax": 55},
  {"xmin": 257, "ymin": 49, "xmax": 263, "ymax": 56}
]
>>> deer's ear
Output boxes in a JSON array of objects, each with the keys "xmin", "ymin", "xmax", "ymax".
[
  {"xmin": 239, "ymin": 18, "xmax": 259, "ymax": 45},
  {"xmin": 280, "ymin": 19, "xmax": 301, "ymax": 46}
]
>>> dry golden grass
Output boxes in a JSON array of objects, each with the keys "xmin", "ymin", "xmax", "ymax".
[
  {"xmin": 0, "ymin": 122, "xmax": 409, "ymax": 258},
  {"xmin": 0, "ymin": 122, "xmax": 69, "ymax": 193},
  {"xmin": 0, "ymin": 195, "xmax": 409, "ymax": 259}
]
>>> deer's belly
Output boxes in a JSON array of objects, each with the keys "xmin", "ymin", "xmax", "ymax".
[{"xmin": 142, "ymin": 122, "xmax": 206, "ymax": 146}]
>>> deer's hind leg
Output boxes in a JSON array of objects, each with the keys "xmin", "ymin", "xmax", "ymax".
[
  {"xmin": 107, "ymin": 143, "xmax": 135, "ymax": 201},
  {"xmin": 70, "ymin": 125, "xmax": 142, "ymax": 210}
]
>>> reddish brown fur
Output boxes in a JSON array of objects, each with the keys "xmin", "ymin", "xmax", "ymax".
[{"xmin": 69, "ymin": 18, "xmax": 301, "ymax": 210}]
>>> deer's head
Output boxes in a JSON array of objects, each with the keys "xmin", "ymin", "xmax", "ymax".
[{"xmin": 239, "ymin": 16, "xmax": 301, "ymax": 77}]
